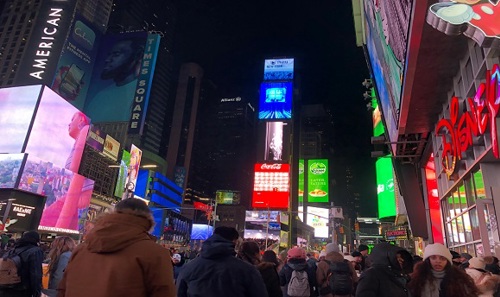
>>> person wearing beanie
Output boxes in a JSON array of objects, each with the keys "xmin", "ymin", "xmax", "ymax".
[
  {"xmin": 58, "ymin": 198, "xmax": 176, "ymax": 297},
  {"xmin": 357, "ymin": 244, "xmax": 370, "ymax": 271},
  {"xmin": 172, "ymin": 253, "xmax": 185, "ymax": 283},
  {"xmin": 465, "ymin": 257, "xmax": 500, "ymax": 297},
  {"xmin": 279, "ymin": 247, "xmax": 317, "ymax": 296},
  {"xmin": 408, "ymin": 243, "xmax": 479, "ymax": 297},
  {"xmin": 258, "ymin": 250, "xmax": 283, "ymax": 297},
  {"xmin": 316, "ymin": 243, "xmax": 358, "ymax": 297},
  {"xmin": 356, "ymin": 242, "xmax": 412, "ymax": 297},
  {"xmin": 0, "ymin": 231, "xmax": 44, "ymax": 297}
]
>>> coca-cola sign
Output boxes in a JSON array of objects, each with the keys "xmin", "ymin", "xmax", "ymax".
[{"xmin": 260, "ymin": 163, "xmax": 283, "ymax": 170}]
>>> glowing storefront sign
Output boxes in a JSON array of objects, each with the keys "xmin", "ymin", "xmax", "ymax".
[{"xmin": 436, "ymin": 64, "xmax": 500, "ymax": 177}]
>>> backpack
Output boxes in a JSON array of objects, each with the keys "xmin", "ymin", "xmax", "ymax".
[
  {"xmin": 287, "ymin": 269, "xmax": 310, "ymax": 297},
  {"xmin": 327, "ymin": 261, "xmax": 353, "ymax": 295},
  {"xmin": 0, "ymin": 248, "xmax": 27, "ymax": 288}
]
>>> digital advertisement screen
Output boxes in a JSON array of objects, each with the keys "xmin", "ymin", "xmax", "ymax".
[
  {"xmin": 128, "ymin": 145, "xmax": 142, "ymax": 193},
  {"xmin": 18, "ymin": 155, "xmax": 94, "ymax": 234},
  {"xmin": 259, "ymin": 121, "xmax": 291, "ymax": 162},
  {"xmin": 0, "ymin": 85, "xmax": 41, "ymax": 153},
  {"xmin": 252, "ymin": 163, "xmax": 290, "ymax": 209},
  {"xmin": 0, "ymin": 154, "xmax": 25, "ymax": 188},
  {"xmin": 191, "ymin": 224, "xmax": 213, "ymax": 240},
  {"xmin": 24, "ymin": 87, "xmax": 90, "ymax": 173},
  {"xmin": 376, "ymin": 156, "xmax": 397, "ymax": 219},
  {"xmin": 258, "ymin": 82, "xmax": 293, "ymax": 120},
  {"xmin": 244, "ymin": 210, "xmax": 280, "ymax": 239},
  {"xmin": 263, "ymin": 58, "xmax": 294, "ymax": 81},
  {"xmin": 151, "ymin": 208, "xmax": 166, "ymax": 238},
  {"xmin": 307, "ymin": 159, "xmax": 329, "ymax": 203},
  {"xmin": 425, "ymin": 153, "xmax": 444, "ymax": 244},
  {"xmin": 85, "ymin": 31, "xmax": 159, "ymax": 125},
  {"xmin": 364, "ymin": 0, "xmax": 412, "ymax": 152},
  {"xmin": 102, "ymin": 134, "xmax": 120, "ymax": 161},
  {"xmin": 86, "ymin": 125, "xmax": 106, "ymax": 153},
  {"xmin": 372, "ymin": 90, "xmax": 385, "ymax": 137},
  {"xmin": 51, "ymin": 14, "xmax": 102, "ymax": 110},
  {"xmin": 298, "ymin": 159, "xmax": 304, "ymax": 203},
  {"xmin": 114, "ymin": 150, "xmax": 130, "ymax": 198},
  {"xmin": 215, "ymin": 190, "xmax": 241, "ymax": 205},
  {"xmin": 306, "ymin": 206, "xmax": 329, "ymax": 238},
  {"xmin": 0, "ymin": 189, "xmax": 46, "ymax": 233}
]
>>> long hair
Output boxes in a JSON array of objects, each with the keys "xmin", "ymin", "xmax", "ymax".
[
  {"xmin": 237, "ymin": 241, "xmax": 261, "ymax": 265},
  {"xmin": 409, "ymin": 258, "xmax": 479, "ymax": 297},
  {"xmin": 48, "ymin": 236, "xmax": 76, "ymax": 274}
]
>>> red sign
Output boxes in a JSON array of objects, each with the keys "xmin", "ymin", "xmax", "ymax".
[
  {"xmin": 436, "ymin": 64, "xmax": 500, "ymax": 177},
  {"xmin": 252, "ymin": 163, "xmax": 290, "ymax": 209},
  {"xmin": 424, "ymin": 154, "xmax": 444, "ymax": 244}
]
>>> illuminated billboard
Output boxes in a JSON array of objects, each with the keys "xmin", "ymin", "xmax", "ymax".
[
  {"xmin": 0, "ymin": 85, "xmax": 42, "ymax": 153},
  {"xmin": 364, "ymin": 0, "xmax": 413, "ymax": 152},
  {"xmin": 102, "ymin": 134, "xmax": 120, "ymax": 161},
  {"xmin": 372, "ymin": 90, "xmax": 385, "ymax": 137},
  {"xmin": 258, "ymin": 82, "xmax": 293, "ymax": 120},
  {"xmin": 85, "ymin": 32, "xmax": 160, "ymax": 132},
  {"xmin": 307, "ymin": 159, "xmax": 329, "ymax": 203},
  {"xmin": 425, "ymin": 154, "xmax": 444, "ymax": 244},
  {"xmin": 258, "ymin": 121, "xmax": 291, "ymax": 162},
  {"xmin": 216, "ymin": 190, "xmax": 241, "ymax": 205},
  {"xmin": 306, "ymin": 206, "xmax": 329, "ymax": 238},
  {"xmin": 15, "ymin": 0, "xmax": 77, "ymax": 86},
  {"xmin": 298, "ymin": 159, "xmax": 304, "ymax": 203},
  {"xmin": 51, "ymin": 14, "xmax": 102, "ymax": 109},
  {"xmin": 114, "ymin": 150, "xmax": 130, "ymax": 198},
  {"xmin": 86, "ymin": 125, "xmax": 106, "ymax": 153},
  {"xmin": 244, "ymin": 210, "xmax": 280, "ymax": 240},
  {"xmin": 0, "ymin": 189, "xmax": 46, "ymax": 233},
  {"xmin": 0, "ymin": 154, "xmax": 25, "ymax": 188},
  {"xmin": 252, "ymin": 163, "xmax": 290, "ymax": 209},
  {"xmin": 376, "ymin": 157, "xmax": 397, "ymax": 219},
  {"xmin": 263, "ymin": 58, "xmax": 294, "ymax": 81}
]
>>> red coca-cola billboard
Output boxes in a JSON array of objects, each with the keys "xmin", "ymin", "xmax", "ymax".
[{"xmin": 252, "ymin": 163, "xmax": 290, "ymax": 209}]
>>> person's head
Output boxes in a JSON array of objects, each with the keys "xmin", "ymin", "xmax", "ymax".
[
  {"xmin": 213, "ymin": 226, "xmax": 240, "ymax": 243},
  {"xmin": 19, "ymin": 230, "xmax": 40, "ymax": 246},
  {"xmin": 68, "ymin": 112, "xmax": 90, "ymax": 139},
  {"xmin": 460, "ymin": 252, "xmax": 473, "ymax": 263},
  {"xmin": 319, "ymin": 250, "xmax": 327, "ymax": 261},
  {"xmin": 423, "ymin": 243, "xmax": 452, "ymax": 272},
  {"xmin": 325, "ymin": 243, "xmax": 339, "ymax": 255},
  {"xmin": 287, "ymin": 247, "xmax": 306, "ymax": 260},
  {"xmin": 102, "ymin": 38, "xmax": 144, "ymax": 84},
  {"xmin": 358, "ymin": 244, "xmax": 369, "ymax": 256},
  {"xmin": 450, "ymin": 250, "xmax": 462, "ymax": 266},
  {"xmin": 262, "ymin": 250, "xmax": 279, "ymax": 266},
  {"xmin": 351, "ymin": 251, "xmax": 363, "ymax": 263},
  {"xmin": 238, "ymin": 241, "xmax": 261, "ymax": 265},
  {"xmin": 172, "ymin": 253, "xmax": 182, "ymax": 264},
  {"xmin": 468, "ymin": 257, "xmax": 486, "ymax": 270},
  {"xmin": 48, "ymin": 236, "xmax": 76, "ymax": 271},
  {"xmin": 114, "ymin": 198, "xmax": 154, "ymax": 230}
]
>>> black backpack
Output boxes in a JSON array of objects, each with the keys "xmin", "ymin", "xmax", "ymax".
[{"xmin": 326, "ymin": 260, "xmax": 353, "ymax": 295}]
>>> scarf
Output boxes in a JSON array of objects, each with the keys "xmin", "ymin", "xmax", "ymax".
[{"xmin": 421, "ymin": 270, "xmax": 446, "ymax": 297}]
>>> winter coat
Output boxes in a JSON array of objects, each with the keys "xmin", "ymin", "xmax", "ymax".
[
  {"xmin": 258, "ymin": 262, "xmax": 283, "ymax": 297},
  {"xmin": 57, "ymin": 212, "xmax": 176, "ymax": 297},
  {"xmin": 176, "ymin": 234, "xmax": 268, "ymax": 297},
  {"xmin": 316, "ymin": 251, "xmax": 358, "ymax": 297},
  {"xmin": 279, "ymin": 258, "xmax": 317, "ymax": 297},
  {"xmin": 355, "ymin": 243, "xmax": 410, "ymax": 297},
  {"xmin": 466, "ymin": 268, "xmax": 500, "ymax": 297}
]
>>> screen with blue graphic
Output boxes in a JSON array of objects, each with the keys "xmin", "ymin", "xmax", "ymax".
[{"xmin": 258, "ymin": 82, "xmax": 292, "ymax": 120}]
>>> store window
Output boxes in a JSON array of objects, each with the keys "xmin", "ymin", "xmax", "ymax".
[{"xmin": 473, "ymin": 170, "xmax": 486, "ymax": 200}]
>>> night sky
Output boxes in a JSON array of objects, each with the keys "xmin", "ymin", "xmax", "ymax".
[{"xmin": 174, "ymin": 0, "xmax": 377, "ymax": 216}]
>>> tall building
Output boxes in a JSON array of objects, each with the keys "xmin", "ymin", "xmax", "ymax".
[{"xmin": 300, "ymin": 104, "xmax": 335, "ymax": 159}]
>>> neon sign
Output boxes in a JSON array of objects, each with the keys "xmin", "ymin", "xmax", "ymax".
[{"xmin": 436, "ymin": 64, "xmax": 500, "ymax": 177}]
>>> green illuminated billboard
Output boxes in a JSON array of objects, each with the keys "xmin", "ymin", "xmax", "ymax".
[
  {"xmin": 298, "ymin": 159, "xmax": 304, "ymax": 203},
  {"xmin": 307, "ymin": 159, "xmax": 329, "ymax": 203},
  {"xmin": 376, "ymin": 156, "xmax": 396, "ymax": 219}
]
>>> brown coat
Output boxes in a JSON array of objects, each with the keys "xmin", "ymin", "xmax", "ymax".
[
  {"xmin": 316, "ymin": 252, "xmax": 359, "ymax": 297},
  {"xmin": 57, "ymin": 213, "xmax": 176, "ymax": 297}
]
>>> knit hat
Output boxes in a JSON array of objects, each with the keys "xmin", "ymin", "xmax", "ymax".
[
  {"xmin": 468, "ymin": 257, "xmax": 486, "ymax": 270},
  {"xmin": 21, "ymin": 231, "xmax": 40, "ymax": 245},
  {"xmin": 450, "ymin": 250, "xmax": 461, "ymax": 259},
  {"xmin": 351, "ymin": 251, "xmax": 362, "ymax": 257},
  {"xmin": 319, "ymin": 251, "xmax": 327, "ymax": 258},
  {"xmin": 172, "ymin": 254, "xmax": 181, "ymax": 261},
  {"xmin": 287, "ymin": 247, "xmax": 306, "ymax": 259},
  {"xmin": 358, "ymin": 244, "xmax": 369, "ymax": 252},
  {"xmin": 423, "ymin": 243, "xmax": 452, "ymax": 263},
  {"xmin": 325, "ymin": 243, "xmax": 339, "ymax": 254}
]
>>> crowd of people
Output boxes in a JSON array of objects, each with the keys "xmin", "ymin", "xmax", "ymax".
[{"xmin": 1, "ymin": 197, "xmax": 500, "ymax": 297}]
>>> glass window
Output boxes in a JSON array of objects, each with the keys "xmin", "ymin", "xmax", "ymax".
[
  {"xmin": 451, "ymin": 219, "xmax": 459, "ymax": 244},
  {"xmin": 442, "ymin": 199, "xmax": 451, "ymax": 221},
  {"xmin": 463, "ymin": 212, "xmax": 473, "ymax": 242},
  {"xmin": 458, "ymin": 182, "xmax": 467, "ymax": 212},
  {"xmin": 464, "ymin": 176, "xmax": 476, "ymax": 207},
  {"xmin": 470, "ymin": 207, "xmax": 481, "ymax": 240},
  {"xmin": 474, "ymin": 170, "xmax": 486, "ymax": 200},
  {"xmin": 446, "ymin": 222, "xmax": 454, "ymax": 245},
  {"xmin": 456, "ymin": 215, "xmax": 465, "ymax": 243}
]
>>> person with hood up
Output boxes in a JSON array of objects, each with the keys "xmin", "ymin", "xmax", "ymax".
[
  {"xmin": 57, "ymin": 198, "xmax": 176, "ymax": 297},
  {"xmin": 465, "ymin": 257, "xmax": 500, "ymax": 297},
  {"xmin": 279, "ymin": 247, "xmax": 317, "ymax": 297},
  {"xmin": 316, "ymin": 243, "xmax": 358, "ymax": 297},
  {"xmin": 176, "ymin": 227, "xmax": 268, "ymax": 297},
  {"xmin": 355, "ymin": 242, "xmax": 413, "ymax": 297},
  {"xmin": 258, "ymin": 250, "xmax": 283, "ymax": 297},
  {"xmin": 408, "ymin": 243, "xmax": 478, "ymax": 297}
]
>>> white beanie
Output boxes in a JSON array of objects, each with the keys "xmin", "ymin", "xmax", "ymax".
[
  {"xmin": 325, "ymin": 243, "xmax": 339, "ymax": 254},
  {"xmin": 344, "ymin": 255, "xmax": 355, "ymax": 262},
  {"xmin": 468, "ymin": 257, "xmax": 486, "ymax": 270},
  {"xmin": 423, "ymin": 243, "xmax": 452, "ymax": 263},
  {"xmin": 319, "ymin": 251, "xmax": 327, "ymax": 258}
]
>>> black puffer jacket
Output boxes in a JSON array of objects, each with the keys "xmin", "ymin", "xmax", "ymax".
[
  {"xmin": 176, "ymin": 234, "xmax": 268, "ymax": 297},
  {"xmin": 279, "ymin": 258, "xmax": 317, "ymax": 297},
  {"xmin": 258, "ymin": 262, "xmax": 282, "ymax": 297},
  {"xmin": 355, "ymin": 243, "xmax": 411, "ymax": 297}
]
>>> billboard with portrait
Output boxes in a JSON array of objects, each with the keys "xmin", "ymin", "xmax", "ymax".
[
  {"xmin": 364, "ymin": 0, "xmax": 413, "ymax": 152},
  {"xmin": 306, "ymin": 206, "xmax": 329, "ymax": 238},
  {"xmin": 114, "ymin": 150, "xmax": 130, "ymax": 198},
  {"xmin": 18, "ymin": 154, "xmax": 94, "ymax": 234},
  {"xmin": 258, "ymin": 82, "xmax": 293, "ymax": 120},
  {"xmin": 376, "ymin": 156, "xmax": 396, "ymax": 219},
  {"xmin": 307, "ymin": 159, "xmax": 329, "ymax": 203},
  {"xmin": 252, "ymin": 163, "xmax": 290, "ymax": 209},
  {"xmin": 24, "ymin": 87, "xmax": 90, "ymax": 173},
  {"xmin": 0, "ymin": 189, "xmax": 46, "ymax": 233},
  {"xmin": 258, "ymin": 121, "xmax": 291, "ymax": 162},
  {"xmin": 0, "ymin": 154, "xmax": 26, "ymax": 188},
  {"xmin": 263, "ymin": 58, "xmax": 294, "ymax": 81},
  {"xmin": 0, "ymin": 85, "xmax": 42, "ymax": 154},
  {"xmin": 85, "ymin": 32, "xmax": 160, "ymax": 127},
  {"xmin": 51, "ymin": 14, "xmax": 102, "ymax": 110}
]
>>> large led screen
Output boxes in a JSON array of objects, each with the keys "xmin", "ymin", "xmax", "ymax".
[
  {"xmin": 258, "ymin": 121, "xmax": 291, "ymax": 162},
  {"xmin": 215, "ymin": 190, "xmax": 241, "ymax": 205},
  {"xmin": 306, "ymin": 206, "xmax": 329, "ymax": 238},
  {"xmin": 0, "ymin": 154, "xmax": 25, "ymax": 188},
  {"xmin": 191, "ymin": 224, "xmax": 213, "ymax": 240},
  {"xmin": 244, "ymin": 210, "xmax": 280, "ymax": 240},
  {"xmin": 307, "ymin": 159, "xmax": 329, "ymax": 203},
  {"xmin": 114, "ymin": 150, "xmax": 130, "ymax": 198},
  {"xmin": 252, "ymin": 163, "xmax": 290, "ymax": 209},
  {"xmin": 0, "ymin": 85, "xmax": 41, "ymax": 153},
  {"xmin": 364, "ymin": 0, "xmax": 413, "ymax": 152},
  {"xmin": 298, "ymin": 159, "xmax": 304, "ymax": 203},
  {"xmin": 0, "ymin": 189, "xmax": 46, "ymax": 233},
  {"xmin": 263, "ymin": 58, "xmax": 294, "ymax": 81},
  {"xmin": 376, "ymin": 157, "xmax": 396, "ymax": 219},
  {"xmin": 24, "ymin": 87, "xmax": 90, "ymax": 173},
  {"xmin": 18, "ymin": 155, "xmax": 94, "ymax": 234},
  {"xmin": 425, "ymin": 154, "xmax": 444, "ymax": 244},
  {"xmin": 372, "ymin": 90, "xmax": 385, "ymax": 137},
  {"xmin": 258, "ymin": 82, "xmax": 292, "ymax": 120}
]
